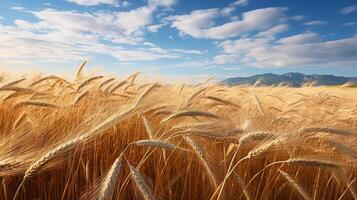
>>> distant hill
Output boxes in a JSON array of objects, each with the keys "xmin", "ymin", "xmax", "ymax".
[{"xmin": 222, "ymin": 72, "xmax": 357, "ymax": 87}]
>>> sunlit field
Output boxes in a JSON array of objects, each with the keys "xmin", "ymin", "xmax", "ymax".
[{"xmin": 0, "ymin": 64, "xmax": 356, "ymax": 200}]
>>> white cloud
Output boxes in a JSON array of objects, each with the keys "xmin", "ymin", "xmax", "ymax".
[
  {"xmin": 291, "ymin": 15, "xmax": 305, "ymax": 21},
  {"xmin": 111, "ymin": 49, "xmax": 179, "ymax": 61},
  {"xmin": 340, "ymin": 5, "xmax": 357, "ymax": 15},
  {"xmin": 257, "ymin": 24, "xmax": 289, "ymax": 37},
  {"xmin": 344, "ymin": 22, "xmax": 357, "ymax": 26},
  {"xmin": 219, "ymin": 34, "xmax": 357, "ymax": 67},
  {"xmin": 172, "ymin": 49, "xmax": 203, "ymax": 54},
  {"xmin": 219, "ymin": 37, "xmax": 271, "ymax": 54},
  {"xmin": 278, "ymin": 32, "xmax": 320, "ymax": 44},
  {"xmin": 170, "ymin": 7, "xmax": 288, "ymax": 39},
  {"xmin": 11, "ymin": 6, "xmax": 25, "ymax": 11},
  {"xmin": 66, "ymin": 0, "xmax": 118, "ymax": 6},
  {"xmin": 304, "ymin": 20, "xmax": 327, "ymax": 26},
  {"xmin": 149, "ymin": 0, "xmax": 177, "ymax": 7},
  {"xmin": 0, "ymin": 0, "xmax": 185, "ymax": 64},
  {"xmin": 234, "ymin": 0, "xmax": 249, "ymax": 6},
  {"xmin": 213, "ymin": 54, "xmax": 242, "ymax": 64},
  {"xmin": 147, "ymin": 24, "xmax": 164, "ymax": 32},
  {"xmin": 221, "ymin": 0, "xmax": 249, "ymax": 16}
]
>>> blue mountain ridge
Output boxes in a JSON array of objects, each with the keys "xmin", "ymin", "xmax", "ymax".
[{"xmin": 222, "ymin": 72, "xmax": 357, "ymax": 87}]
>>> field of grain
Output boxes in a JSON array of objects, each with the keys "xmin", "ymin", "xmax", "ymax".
[{"xmin": 0, "ymin": 64, "xmax": 356, "ymax": 200}]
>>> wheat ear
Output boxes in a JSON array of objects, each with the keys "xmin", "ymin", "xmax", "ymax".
[
  {"xmin": 279, "ymin": 170, "xmax": 312, "ymax": 200},
  {"xmin": 98, "ymin": 154, "xmax": 123, "ymax": 200},
  {"xmin": 76, "ymin": 60, "xmax": 87, "ymax": 79},
  {"xmin": 142, "ymin": 116, "xmax": 154, "ymax": 138},
  {"xmin": 2, "ymin": 78, "xmax": 26, "ymax": 87},
  {"xmin": 128, "ymin": 163, "xmax": 155, "ymax": 200}
]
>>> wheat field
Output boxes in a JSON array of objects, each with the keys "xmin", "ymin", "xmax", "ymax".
[{"xmin": 0, "ymin": 63, "xmax": 356, "ymax": 200}]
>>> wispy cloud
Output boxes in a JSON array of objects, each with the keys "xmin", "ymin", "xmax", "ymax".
[
  {"xmin": 11, "ymin": 6, "xmax": 25, "ymax": 10},
  {"xmin": 66, "ymin": 0, "xmax": 119, "ymax": 6},
  {"xmin": 304, "ymin": 20, "xmax": 328, "ymax": 26},
  {"xmin": 340, "ymin": 5, "xmax": 357, "ymax": 15},
  {"xmin": 218, "ymin": 34, "xmax": 357, "ymax": 67}
]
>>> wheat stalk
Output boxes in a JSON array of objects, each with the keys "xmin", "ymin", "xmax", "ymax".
[
  {"xmin": 161, "ymin": 111, "xmax": 219, "ymax": 125},
  {"xmin": 142, "ymin": 116, "xmax": 154, "ymax": 138},
  {"xmin": 74, "ymin": 91, "xmax": 89, "ymax": 105},
  {"xmin": 279, "ymin": 170, "xmax": 312, "ymax": 200},
  {"xmin": 109, "ymin": 81, "xmax": 127, "ymax": 94},
  {"xmin": 13, "ymin": 101, "xmax": 59, "ymax": 110},
  {"xmin": 300, "ymin": 127, "xmax": 355, "ymax": 136},
  {"xmin": 77, "ymin": 76, "xmax": 103, "ymax": 92},
  {"xmin": 128, "ymin": 163, "xmax": 155, "ymax": 200},
  {"xmin": 183, "ymin": 136, "xmax": 218, "ymax": 188},
  {"xmin": 98, "ymin": 154, "xmax": 123, "ymax": 200},
  {"xmin": 99, "ymin": 78, "xmax": 115, "ymax": 90},
  {"xmin": 2, "ymin": 78, "xmax": 26, "ymax": 88},
  {"xmin": 204, "ymin": 96, "xmax": 240, "ymax": 109},
  {"xmin": 133, "ymin": 139, "xmax": 178, "ymax": 150},
  {"xmin": 76, "ymin": 60, "xmax": 87, "ymax": 79}
]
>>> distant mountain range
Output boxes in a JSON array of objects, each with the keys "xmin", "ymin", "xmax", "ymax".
[{"xmin": 222, "ymin": 72, "xmax": 357, "ymax": 87}]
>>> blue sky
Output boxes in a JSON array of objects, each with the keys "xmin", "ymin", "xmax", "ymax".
[{"xmin": 0, "ymin": 0, "xmax": 357, "ymax": 81}]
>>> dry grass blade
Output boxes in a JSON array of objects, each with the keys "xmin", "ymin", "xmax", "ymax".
[
  {"xmin": 238, "ymin": 131, "xmax": 274, "ymax": 146},
  {"xmin": 99, "ymin": 78, "xmax": 115, "ymax": 90},
  {"xmin": 183, "ymin": 136, "xmax": 218, "ymax": 188},
  {"xmin": 23, "ymin": 134, "xmax": 87, "ymax": 178},
  {"xmin": 327, "ymin": 140, "xmax": 357, "ymax": 159},
  {"xmin": 2, "ymin": 78, "xmax": 26, "ymax": 87},
  {"xmin": 234, "ymin": 172, "xmax": 251, "ymax": 200},
  {"xmin": 74, "ymin": 91, "xmax": 89, "ymax": 105},
  {"xmin": 300, "ymin": 127, "xmax": 355, "ymax": 136},
  {"xmin": 128, "ymin": 163, "xmax": 155, "ymax": 200},
  {"xmin": 142, "ymin": 116, "xmax": 154, "ymax": 138},
  {"xmin": 279, "ymin": 170, "xmax": 312, "ymax": 200},
  {"xmin": 21, "ymin": 84, "xmax": 155, "ymax": 180},
  {"xmin": 161, "ymin": 111, "xmax": 219, "ymax": 125},
  {"xmin": 77, "ymin": 76, "xmax": 103, "ymax": 92},
  {"xmin": 253, "ymin": 94, "xmax": 264, "ymax": 114},
  {"xmin": 99, "ymin": 154, "xmax": 123, "ymax": 200},
  {"xmin": 204, "ymin": 96, "xmax": 240, "ymax": 109},
  {"xmin": 0, "ymin": 86, "xmax": 34, "ymax": 93},
  {"xmin": 284, "ymin": 158, "xmax": 340, "ymax": 169},
  {"xmin": 109, "ymin": 81, "xmax": 127, "ymax": 94},
  {"xmin": 13, "ymin": 113, "xmax": 28, "ymax": 130},
  {"xmin": 186, "ymin": 87, "xmax": 209, "ymax": 106}
]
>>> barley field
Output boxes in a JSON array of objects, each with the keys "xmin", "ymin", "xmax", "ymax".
[{"xmin": 0, "ymin": 64, "xmax": 356, "ymax": 200}]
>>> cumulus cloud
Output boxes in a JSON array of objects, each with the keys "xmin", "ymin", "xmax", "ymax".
[
  {"xmin": 0, "ymin": 0, "xmax": 196, "ymax": 64},
  {"xmin": 340, "ymin": 5, "xmax": 357, "ymax": 14},
  {"xmin": 170, "ymin": 7, "xmax": 288, "ymax": 39}
]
